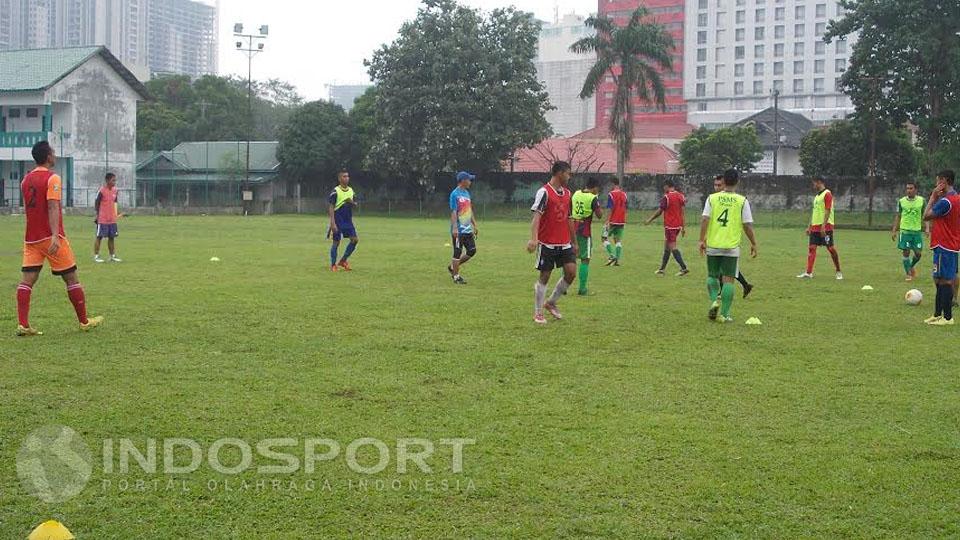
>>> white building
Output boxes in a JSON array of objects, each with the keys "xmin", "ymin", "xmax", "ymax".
[
  {"xmin": 684, "ymin": 1, "xmax": 857, "ymax": 128},
  {"xmin": 535, "ymin": 13, "xmax": 596, "ymax": 137},
  {"xmin": 0, "ymin": 46, "xmax": 148, "ymax": 208}
]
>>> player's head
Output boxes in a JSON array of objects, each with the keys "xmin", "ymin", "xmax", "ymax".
[
  {"xmin": 551, "ymin": 161, "xmax": 572, "ymax": 185},
  {"xmin": 722, "ymin": 169, "xmax": 739, "ymax": 188},
  {"xmin": 936, "ymin": 170, "xmax": 955, "ymax": 188},
  {"xmin": 609, "ymin": 177, "xmax": 621, "ymax": 190},
  {"xmin": 338, "ymin": 170, "xmax": 350, "ymax": 186},
  {"xmin": 105, "ymin": 172, "xmax": 117, "ymax": 187},
  {"xmin": 584, "ymin": 177, "xmax": 601, "ymax": 194},
  {"xmin": 812, "ymin": 176, "xmax": 826, "ymax": 190},
  {"xmin": 32, "ymin": 140, "xmax": 55, "ymax": 167},
  {"xmin": 713, "ymin": 175, "xmax": 724, "ymax": 192},
  {"xmin": 905, "ymin": 181, "xmax": 918, "ymax": 197},
  {"xmin": 456, "ymin": 171, "xmax": 475, "ymax": 189},
  {"xmin": 663, "ymin": 179, "xmax": 676, "ymax": 193}
]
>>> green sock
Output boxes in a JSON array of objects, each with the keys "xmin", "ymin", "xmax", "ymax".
[
  {"xmin": 615, "ymin": 244, "xmax": 622, "ymax": 260},
  {"xmin": 903, "ymin": 257, "xmax": 912, "ymax": 274},
  {"xmin": 720, "ymin": 283, "xmax": 735, "ymax": 318},
  {"xmin": 605, "ymin": 242, "xmax": 615, "ymax": 258},
  {"xmin": 578, "ymin": 263, "xmax": 589, "ymax": 292},
  {"xmin": 707, "ymin": 277, "xmax": 721, "ymax": 303}
]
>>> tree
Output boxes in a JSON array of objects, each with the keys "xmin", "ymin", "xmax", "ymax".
[
  {"xmin": 678, "ymin": 126, "xmax": 764, "ymax": 177},
  {"xmin": 365, "ymin": 0, "xmax": 551, "ymax": 184},
  {"xmin": 826, "ymin": 1, "xmax": 960, "ymax": 160},
  {"xmin": 277, "ymin": 101, "xmax": 354, "ymax": 186},
  {"xmin": 799, "ymin": 119, "xmax": 919, "ymax": 178},
  {"xmin": 571, "ymin": 7, "xmax": 674, "ymax": 180},
  {"xmin": 349, "ymin": 87, "xmax": 379, "ymax": 168},
  {"xmin": 528, "ymin": 139, "xmax": 603, "ymax": 174}
]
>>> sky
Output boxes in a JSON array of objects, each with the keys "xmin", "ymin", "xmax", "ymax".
[{"xmin": 218, "ymin": 0, "xmax": 596, "ymax": 101}]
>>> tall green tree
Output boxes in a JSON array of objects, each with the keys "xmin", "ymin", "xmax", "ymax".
[
  {"xmin": 571, "ymin": 7, "xmax": 674, "ymax": 180},
  {"xmin": 678, "ymin": 126, "xmax": 764, "ymax": 177},
  {"xmin": 826, "ymin": 1, "xmax": 960, "ymax": 160},
  {"xmin": 365, "ymin": 0, "xmax": 551, "ymax": 184},
  {"xmin": 349, "ymin": 87, "xmax": 379, "ymax": 168},
  {"xmin": 799, "ymin": 119, "xmax": 919, "ymax": 178},
  {"xmin": 277, "ymin": 101, "xmax": 354, "ymax": 187}
]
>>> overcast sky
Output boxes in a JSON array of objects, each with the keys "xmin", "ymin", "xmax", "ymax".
[{"xmin": 218, "ymin": 0, "xmax": 595, "ymax": 101}]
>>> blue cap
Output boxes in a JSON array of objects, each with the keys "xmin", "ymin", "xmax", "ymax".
[{"xmin": 456, "ymin": 171, "xmax": 476, "ymax": 182}]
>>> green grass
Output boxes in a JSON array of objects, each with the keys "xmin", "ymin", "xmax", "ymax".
[{"xmin": 1, "ymin": 215, "xmax": 958, "ymax": 539}]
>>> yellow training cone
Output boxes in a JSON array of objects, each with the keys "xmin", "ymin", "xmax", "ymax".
[
  {"xmin": 745, "ymin": 317, "xmax": 763, "ymax": 325},
  {"xmin": 861, "ymin": 285, "xmax": 874, "ymax": 291},
  {"xmin": 28, "ymin": 520, "xmax": 74, "ymax": 540}
]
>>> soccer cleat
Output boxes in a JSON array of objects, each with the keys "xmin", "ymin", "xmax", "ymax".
[
  {"xmin": 338, "ymin": 260, "xmax": 353, "ymax": 272},
  {"xmin": 721, "ymin": 316, "xmax": 735, "ymax": 324},
  {"xmin": 605, "ymin": 258, "xmax": 616, "ymax": 267},
  {"xmin": 742, "ymin": 283, "xmax": 754, "ymax": 299},
  {"xmin": 676, "ymin": 269, "xmax": 690, "ymax": 277},
  {"xmin": 533, "ymin": 313, "xmax": 548, "ymax": 325},
  {"xmin": 80, "ymin": 316, "xmax": 104, "ymax": 332},
  {"xmin": 93, "ymin": 255, "xmax": 105, "ymax": 263},
  {"xmin": 330, "ymin": 265, "xmax": 338, "ymax": 272},
  {"xmin": 613, "ymin": 259, "xmax": 621, "ymax": 267},
  {"xmin": 543, "ymin": 302, "xmax": 563, "ymax": 320},
  {"xmin": 16, "ymin": 325, "xmax": 43, "ymax": 337},
  {"xmin": 577, "ymin": 289, "xmax": 591, "ymax": 296},
  {"xmin": 110, "ymin": 256, "xmax": 122, "ymax": 263},
  {"xmin": 836, "ymin": 272, "xmax": 844, "ymax": 281},
  {"xmin": 655, "ymin": 269, "xmax": 665, "ymax": 276},
  {"xmin": 708, "ymin": 300, "xmax": 720, "ymax": 321},
  {"xmin": 924, "ymin": 315, "xmax": 942, "ymax": 324},
  {"xmin": 453, "ymin": 275, "xmax": 467, "ymax": 285},
  {"xmin": 929, "ymin": 317, "xmax": 955, "ymax": 326},
  {"xmin": 796, "ymin": 272, "xmax": 813, "ymax": 279},
  {"xmin": 905, "ymin": 275, "xmax": 914, "ymax": 282}
]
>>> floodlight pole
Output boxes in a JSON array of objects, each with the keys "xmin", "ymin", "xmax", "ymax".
[
  {"xmin": 234, "ymin": 24, "xmax": 268, "ymax": 214},
  {"xmin": 772, "ymin": 89, "xmax": 780, "ymax": 176}
]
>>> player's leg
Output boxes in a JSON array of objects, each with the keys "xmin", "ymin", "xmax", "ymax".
[
  {"xmin": 669, "ymin": 232, "xmax": 689, "ymax": 275},
  {"xmin": 719, "ymin": 262, "xmax": 738, "ymax": 321},
  {"xmin": 329, "ymin": 240, "xmax": 340, "ymax": 270},
  {"xmin": 544, "ymin": 250, "xmax": 576, "ymax": 319},
  {"xmin": 657, "ymin": 232, "xmax": 670, "ymax": 274},
  {"xmin": 108, "ymin": 225, "xmax": 118, "ymax": 261},
  {"xmin": 533, "ymin": 246, "xmax": 552, "ymax": 323},
  {"xmin": 51, "ymin": 239, "xmax": 100, "ymax": 329},
  {"xmin": 940, "ymin": 253, "xmax": 958, "ymax": 322},
  {"xmin": 339, "ymin": 230, "xmax": 359, "ymax": 267},
  {"xmin": 17, "ymin": 267, "xmax": 41, "ymax": 335},
  {"xmin": 706, "ymin": 256, "xmax": 722, "ymax": 320},
  {"xmin": 603, "ymin": 227, "xmax": 615, "ymax": 261},
  {"xmin": 460, "ymin": 234, "xmax": 477, "ymax": 268},
  {"xmin": 93, "ymin": 236, "xmax": 102, "ymax": 259},
  {"xmin": 902, "ymin": 248, "xmax": 913, "ymax": 277},
  {"xmin": 613, "ymin": 227, "xmax": 624, "ymax": 263},
  {"xmin": 450, "ymin": 235, "xmax": 464, "ymax": 278},
  {"xmin": 577, "ymin": 236, "xmax": 591, "ymax": 294},
  {"xmin": 804, "ymin": 234, "xmax": 819, "ymax": 276}
]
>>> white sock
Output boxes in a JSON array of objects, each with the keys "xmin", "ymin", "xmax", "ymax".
[
  {"xmin": 548, "ymin": 279, "xmax": 570, "ymax": 304},
  {"xmin": 534, "ymin": 282, "xmax": 547, "ymax": 313}
]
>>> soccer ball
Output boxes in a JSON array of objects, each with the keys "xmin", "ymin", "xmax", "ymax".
[{"xmin": 905, "ymin": 289, "xmax": 923, "ymax": 306}]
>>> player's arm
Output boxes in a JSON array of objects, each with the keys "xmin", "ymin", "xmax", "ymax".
[
  {"xmin": 646, "ymin": 196, "xmax": 666, "ymax": 225},
  {"xmin": 822, "ymin": 193, "xmax": 833, "ymax": 233},
  {"xmin": 891, "ymin": 211, "xmax": 901, "ymax": 241},
  {"xmin": 527, "ymin": 212, "xmax": 541, "ymax": 252},
  {"xmin": 924, "ymin": 186, "xmax": 948, "ymax": 221},
  {"xmin": 47, "ymin": 199, "xmax": 61, "ymax": 254},
  {"xmin": 698, "ymin": 215, "xmax": 709, "ymax": 256},
  {"xmin": 744, "ymin": 223, "xmax": 758, "ymax": 258},
  {"xmin": 605, "ymin": 194, "xmax": 613, "ymax": 225},
  {"xmin": 592, "ymin": 198, "xmax": 603, "ymax": 220},
  {"xmin": 94, "ymin": 192, "xmax": 102, "ymax": 223},
  {"xmin": 568, "ymin": 198, "xmax": 578, "ymax": 256}
]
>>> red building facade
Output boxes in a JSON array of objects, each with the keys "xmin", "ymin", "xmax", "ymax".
[{"xmin": 595, "ymin": 0, "xmax": 687, "ymax": 129}]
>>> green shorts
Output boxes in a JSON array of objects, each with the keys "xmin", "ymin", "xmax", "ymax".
[
  {"xmin": 707, "ymin": 255, "xmax": 739, "ymax": 279},
  {"xmin": 576, "ymin": 236, "xmax": 593, "ymax": 260},
  {"xmin": 898, "ymin": 231, "xmax": 924, "ymax": 251},
  {"xmin": 605, "ymin": 225, "xmax": 625, "ymax": 240}
]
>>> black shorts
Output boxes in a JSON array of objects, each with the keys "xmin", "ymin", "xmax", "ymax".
[
  {"xmin": 452, "ymin": 233, "xmax": 476, "ymax": 258},
  {"xmin": 809, "ymin": 231, "xmax": 836, "ymax": 247},
  {"xmin": 535, "ymin": 245, "xmax": 576, "ymax": 272}
]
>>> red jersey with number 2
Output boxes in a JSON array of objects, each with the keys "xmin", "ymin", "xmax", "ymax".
[
  {"xmin": 21, "ymin": 167, "xmax": 65, "ymax": 243},
  {"xmin": 607, "ymin": 190, "xmax": 628, "ymax": 225}
]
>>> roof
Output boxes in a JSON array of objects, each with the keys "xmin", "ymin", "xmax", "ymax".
[
  {"xmin": 734, "ymin": 107, "xmax": 814, "ymax": 148},
  {"xmin": 0, "ymin": 46, "xmax": 149, "ymax": 99},
  {"xmin": 573, "ymin": 121, "xmax": 695, "ymax": 142},
  {"xmin": 513, "ymin": 139, "xmax": 678, "ymax": 174},
  {"xmin": 138, "ymin": 141, "xmax": 280, "ymax": 173}
]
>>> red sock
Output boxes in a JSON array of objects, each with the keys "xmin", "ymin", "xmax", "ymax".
[
  {"xmin": 828, "ymin": 247, "xmax": 841, "ymax": 272},
  {"xmin": 67, "ymin": 284, "xmax": 88, "ymax": 324},
  {"xmin": 17, "ymin": 283, "xmax": 32, "ymax": 327},
  {"xmin": 806, "ymin": 246, "xmax": 817, "ymax": 274}
]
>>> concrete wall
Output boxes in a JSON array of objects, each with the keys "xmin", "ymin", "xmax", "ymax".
[{"xmin": 46, "ymin": 53, "xmax": 140, "ymax": 207}]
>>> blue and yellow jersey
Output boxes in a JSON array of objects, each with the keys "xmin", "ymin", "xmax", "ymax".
[{"xmin": 328, "ymin": 186, "xmax": 355, "ymax": 227}]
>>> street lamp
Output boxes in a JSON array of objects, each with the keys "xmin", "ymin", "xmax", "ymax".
[{"xmin": 234, "ymin": 22, "xmax": 269, "ymax": 213}]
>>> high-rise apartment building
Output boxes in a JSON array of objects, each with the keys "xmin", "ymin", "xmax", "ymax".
[
  {"xmin": 535, "ymin": 13, "xmax": 597, "ymax": 137},
  {"xmin": 147, "ymin": 0, "xmax": 217, "ymax": 77}
]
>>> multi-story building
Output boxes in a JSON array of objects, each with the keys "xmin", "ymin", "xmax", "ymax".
[
  {"xmin": 147, "ymin": 0, "xmax": 217, "ymax": 78},
  {"xmin": 328, "ymin": 84, "xmax": 372, "ymax": 112},
  {"xmin": 684, "ymin": 0, "xmax": 856, "ymax": 128},
  {"xmin": 535, "ymin": 13, "xmax": 596, "ymax": 137},
  {"xmin": 596, "ymin": 0, "xmax": 688, "ymax": 130}
]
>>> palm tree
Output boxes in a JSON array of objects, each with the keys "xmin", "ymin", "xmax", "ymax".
[{"xmin": 571, "ymin": 8, "xmax": 675, "ymax": 180}]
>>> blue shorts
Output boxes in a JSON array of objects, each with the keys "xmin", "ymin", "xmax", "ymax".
[
  {"xmin": 96, "ymin": 223, "xmax": 119, "ymax": 239},
  {"xmin": 932, "ymin": 248, "xmax": 958, "ymax": 280},
  {"xmin": 331, "ymin": 224, "xmax": 356, "ymax": 242}
]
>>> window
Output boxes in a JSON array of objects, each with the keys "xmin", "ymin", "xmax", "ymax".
[
  {"xmin": 815, "ymin": 23, "xmax": 826, "ymax": 36},
  {"xmin": 814, "ymin": 78, "xmax": 825, "ymax": 92},
  {"xmin": 795, "ymin": 6, "xmax": 805, "ymax": 18},
  {"xmin": 8, "ymin": 108, "xmax": 20, "ymax": 118},
  {"xmin": 698, "ymin": 31, "xmax": 707, "ymax": 44},
  {"xmin": 26, "ymin": 108, "xmax": 39, "ymax": 118},
  {"xmin": 836, "ymin": 40, "xmax": 847, "ymax": 53},
  {"xmin": 773, "ymin": 79, "xmax": 784, "ymax": 91},
  {"xmin": 814, "ymin": 59, "xmax": 825, "ymax": 73},
  {"xmin": 815, "ymin": 41, "xmax": 826, "ymax": 55},
  {"xmin": 816, "ymin": 3, "xmax": 827, "ymax": 17},
  {"xmin": 794, "ymin": 42, "xmax": 805, "ymax": 56},
  {"xmin": 754, "ymin": 62, "xmax": 765, "ymax": 76},
  {"xmin": 715, "ymin": 64, "xmax": 724, "ymax": 77},
  {"xmin": 775, "ymin": 25, "xmax": 785, "ymax": 38},
  {"xmin": 793, "ymin": 79, "xmax": 804, "ymax": 93},
  {"xmin": 696, "ymin": 83, "xmax": 706, "ymax": 97},
  {"xmin": 755, "ymin": 27, "xmax": 765, "ymax": 40},
  {"xmin": 835, "ymin": 58, "xmax": 847, "ymax": 72},
  {"xmin": 698, "ymin": 13, "xmax": 708, "ymax": 26},
  {"xmin": 715, "ymin": 82, "xmax": 725, "ymax": 94},
  {"xmin": 716, "ymin": 46, "xmax": 726, "ymax": 57},
  {"xmin": 698, "ymin": 48, "xmax": 707, "ymax": 61},
  {"xmin": 774, "ymin": 43, "xmax": 784, "ymax": 57},
  {"xmin": 698, "ymin": 0, "xmax": 708, "ymax": 8},
  {"xmin": 753, "ymin": 81, "xmax": 764, "ymax": 94},
  {"xmin": 794, "ymin": 60, "xmax": 805, "ymax": 74},
  {"xmin": 755, "ymin": 8, "xmax": 765, "ymax": 22},
  {"xmin": 775, "ymin": 7, "xmax": 784, "ymax": 20},
  {"xmin": 736, "ymin": 10, "xmax": 745, "ymax": 23},
  {"xmin": 755, "ymin": 44, "xmax": 765, "ymax": 57},
  {"xmin": 735, "ymin": 63, "xmax": 745, "ymax": 76},
  {"xmin": 716, "ymin": 29, "xmax": 726, "ymax": 41},
  {"xmin": 697, "ymin": 66, "xmax": 707, "ymax": 79},
  {"xmin": 774, "ymin": 61, "xmax": 784, "ymax": 75},
  {"xmin": 795, "ymin": 24, "xmax": 805, "ymax": 38},
  {"xmin": 716, "ymin": 12, "xmax": 725, "ymax": 24},
  {"xmin": 697, "ymin": 102, "xmax": 708, "ymax": 112},
  {"xmin": 735, "ymin": 81, "xmax": 744, "ymax": 95},
  {"xmin": 834, "ymin": 78, "xmax": 843, "ymax": 91},
  {"xmin": 736, "ymin": 28, "xmax": 745, "ymax": 41},
  {"xmin": 735, "ymin": 46, "xmax": 745, "ymax": 59}
]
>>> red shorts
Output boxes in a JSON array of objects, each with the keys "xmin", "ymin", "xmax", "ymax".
[{"xmin": 664, "ymin": 228, "xmax": 681, "ymax": 243}]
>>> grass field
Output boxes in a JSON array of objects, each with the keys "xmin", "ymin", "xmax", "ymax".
[{"xmin": 1, "ymin": 214, "xmax": 958, "ymax": 538}]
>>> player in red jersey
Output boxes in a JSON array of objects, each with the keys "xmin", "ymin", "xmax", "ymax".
[
  {"xmin": 15, "ymin": 141, "xmax": 103, "ymax": 336},
  {"xmin": 603, "ymin": 178, "xmax": 629, "ymax": 266},
  {"xmin": 923, "ymin": 170, "xmax": 960, "ymax": 325},
  {"xmin": 526, "ymin": 161, "xmax": 577, "ymax": 325},
  {"xmin": 646, "ymin": 179, "xmax": 690, "ymax": 276}
]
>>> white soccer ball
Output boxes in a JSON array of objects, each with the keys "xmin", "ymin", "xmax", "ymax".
[{"xmin": 904, "ymin": 289, "xmax": 923, "ymax": 306}]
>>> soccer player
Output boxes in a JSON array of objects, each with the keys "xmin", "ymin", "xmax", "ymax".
[
  {"xmin": 922, "ymin": 170, "xmax": 960, "ymax": 326},
  {"xmin": 698, "ymin": 169, "xmax": 758, "ymax": 323},
  {"xmin": 448, "ymin": 171, "xmax": 478, "ymax": 285},
  {"xmin": 571, "ymin": 177, "xmax": 603, "ymax": 295},
  {"xmin": 891, "ymin": 181, "xmax": 928, "ymax": 281},
  {"xmin": 93, "ymin": 172, "xmax": 122, "ymax": 263},
  {"xmin": 328, "ymin": 170, "xmax": 358, "ymax": 272},
  {"xmin": 603, "ymin": 177, "xmax": 628, "ymax": 266},
  {"xmin": 527, "ymin": 161, "xmax": 577, "ymax": 324},
  {"xmin": 15, "ymin": 141, "xmax": 103, "ymax": 336},
  {"xmin": 797, "ymin": 177, "xmax": 843, "ymax": 280},
  {"xmin": 707, "ymin": 176, "xmax": 754, "ymax": 297},
  {"xmin": 645, "ymin": 179, "xmax": 689, "ymax": 276}
]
